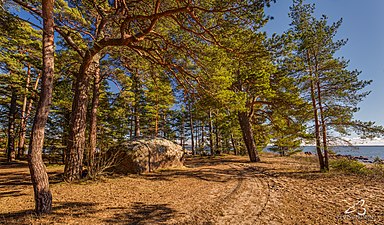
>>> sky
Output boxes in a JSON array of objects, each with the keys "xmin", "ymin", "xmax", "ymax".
[{"xmin": 264, "ymin": 0, "xmax": 384, "ymax": 127}]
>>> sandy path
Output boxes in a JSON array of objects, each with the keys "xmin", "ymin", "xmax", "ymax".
[
  {"xmin": 178, "ymin": 163, "xmax": 272, "ymax": 225},
  {"xmin": 1, "ymin": 154, "xmax": 383, "ymax": 224}
]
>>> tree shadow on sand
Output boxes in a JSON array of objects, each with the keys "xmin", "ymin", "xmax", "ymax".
[
  {"xmin": 0, "ymin": 202, "xmax": 99, "ymax": 225},
  {"xmin": 105, "ymin": 202, "xmax": 176, "ymax": 225}
]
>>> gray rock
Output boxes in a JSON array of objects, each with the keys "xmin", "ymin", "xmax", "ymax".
[{"xmin": 111, "ymin": 138, "xmax": 184, "ymax": 174}]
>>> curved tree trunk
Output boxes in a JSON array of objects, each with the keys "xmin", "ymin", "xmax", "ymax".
[
  {"xmin": 28, "ymin": 0, "xmax": 54, "ymax": 214},
  {"xmin": 238, "ymin": 111, "xmax": 260, "ymax": 162}
]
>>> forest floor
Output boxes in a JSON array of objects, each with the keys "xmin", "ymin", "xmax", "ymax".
[{"xmin": 0, "ymin": 153, "xmax": 383, "ymax": 225}]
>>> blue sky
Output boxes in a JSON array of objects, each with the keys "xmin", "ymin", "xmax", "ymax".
[{"xmin": 264, "ymin": 0, "xmax": 384, "ymax": 127}]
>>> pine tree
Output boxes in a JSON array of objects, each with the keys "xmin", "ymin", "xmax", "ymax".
[{"xmin": 287, "ymin": 0, "xmax": 383, "ymax": 171}]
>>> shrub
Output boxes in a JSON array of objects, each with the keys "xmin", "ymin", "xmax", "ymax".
[{"xmin": 330, "ymin": 158, "xmax": 367, "ymax": 174}]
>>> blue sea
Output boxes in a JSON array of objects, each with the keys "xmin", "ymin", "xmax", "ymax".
[{"xmin": 301, "ymin": 146, "xmax": 384, "ymax": 160}]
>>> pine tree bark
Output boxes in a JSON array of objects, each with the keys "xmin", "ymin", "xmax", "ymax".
[
  {"xmin": 28, "ymin": 0, "xmax": 54, "ymax": 214},
  {"xmin": 88, "ymin": 54, "xmax": 100, "ymax": 175},
  {"xmin": 64, "ymin": 68, "xmax": 91, "ymax": 181},
  {"xmin": 238, "ymin": 111, "xmax": 260, "ymax": 162},
  {"xmin": 7, "ymin": 87, "xmax": 17, "ymax": 162}
]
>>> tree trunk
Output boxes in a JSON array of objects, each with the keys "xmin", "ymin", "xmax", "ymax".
[
  {"xmin": 314, "ymin": 55, "xmax": 329, "ymax": 171},
  {"xmin": 208, "ymin": 109, "xmax": 214, "ymax": 156},
  {"xmin": 231, "ymin": 133, "xmax": 237, "ymax": 155},
  {"xmin": 64, "ymin": 63, "xmax": 92, "ymax": 181},
  {"xmin": 132, "ymin": 71, "xmax": 141, "ymax": 138},
  {"xmin": 237, "ymin": 111, "xmax": 260, "ymax": 162},
  {"xmin": 134, "ymin": 107, "xmax": 140, "ymax": 137},
  {"xmin": 7, "ymin": 87, "xmax": 17, "ymax": 162},
  {"xmin": 310, "ymin": 79, "xmax": 325, "ymax": 171},
  {"xmin": 28, "ymin": 0, "xmax": 54, "ymax": 214},
  {"xmin": 181, "ymin": 114, "xmax": 185, "ymax": 149},
  {"xmin": 201, "ymin": 120, "xmax": 205, "ymax": 147},
  {"xmin": 188, "ymin": 102, "xmax": 195, "ymax": 155},
  {"xmin": 215, "ymin": 119, "xmax": 220, "ymax": 155},
  {"xmin": 18, "ymin": 65, "xmax": 31, "ymax": 159},
  {"xmin": 88, "ymin": 54, "xmax": 100, "ymax": 176},
  {"xmin": 307, "ymin": 51, "xmax": 325, "ymax": 171},
  {"xmin": 19, "ymin": 75, "xmax": 41, "ymax": 158}
]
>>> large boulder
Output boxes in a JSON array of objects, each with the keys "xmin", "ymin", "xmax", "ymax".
[{"xmin": 111, "ymin": 138, "xmax": 184, "ymax": 174}]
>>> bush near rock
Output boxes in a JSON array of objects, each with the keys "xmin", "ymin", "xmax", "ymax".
[{"xmin": 111, "ymin": 138, "xmax": 185, "ymax": 174}]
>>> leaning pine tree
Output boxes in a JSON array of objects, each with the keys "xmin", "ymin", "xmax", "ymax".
[{"xmin": 27, "ymin": 0, "xmax": 55, "ymax": 214}]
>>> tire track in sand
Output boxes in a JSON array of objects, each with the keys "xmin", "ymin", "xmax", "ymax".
[{"xmin": 177, "ymin": 163, "xmax": 271, "ymax": 224}]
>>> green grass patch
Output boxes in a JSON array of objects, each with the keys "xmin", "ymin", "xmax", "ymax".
[{"xmin": 330, "ymin": 158, "xmax": 368, "ymax": 174}]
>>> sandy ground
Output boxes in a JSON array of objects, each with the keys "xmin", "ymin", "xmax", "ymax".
[{"xmin": 0, "ymin": 153, "xmax": 383, "ymax": 224}]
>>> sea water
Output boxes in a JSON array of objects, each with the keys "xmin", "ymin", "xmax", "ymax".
[{"xmin": 302, "ymin": 146, "xmax": 384, "ymax": 160}]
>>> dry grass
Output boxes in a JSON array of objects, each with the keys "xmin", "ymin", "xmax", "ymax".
[{"xmin": 0, "ymin": 153, "xmax": 383, "ymax": 224}]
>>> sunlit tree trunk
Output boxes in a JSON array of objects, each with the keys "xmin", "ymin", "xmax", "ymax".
[
  {"xmin": 306, "ymin": 51, "xmax": 325, "ymax": 171},
  {"xmin": 314, "ymin": 54, "xmax": 329, "ymax": 171},
  {"xmin": 28, "ymin": 0, "xmax": 54, "ymax": 214},
  {"xmin": 88, "ymin": 53, "xmax": 100, "ymax": 176},
  {"xmin": 238, "ymin": 111, "xmax": 260, "ymax": 162}
]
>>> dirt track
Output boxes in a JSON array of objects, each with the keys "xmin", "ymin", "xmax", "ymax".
[{"xmin": 0, "ymin": 154, "xmax": 383, "ymax": 224}]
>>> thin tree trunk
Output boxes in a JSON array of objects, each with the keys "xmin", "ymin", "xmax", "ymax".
[
  {"xmin": 129, "ymin": 109, "xmax": 133, "ymax": 139},
  {"xmin": 134, "ymin": 107, "xmax": 140, "ymax": 137},
  {"xmin": 208, "ymin": 109, "xmax": 214, "ymax": 156},
  {"xmin": 154, "ymin": 94, "xmax": 159, "ymax": 137},
  {"xmin": 314, "ymin": 55, "xmax": 329, "ymax": 171},
  {"xmin": 19, "ymin": 75, "xmax": 41, "ymax": 158},
  {"xmin": 317, "ymin": 83, "xmax": 329, "ymax": 171},
  {"xmin": 215, "ymin": 119, "xmax": 220, "ymax": 155},
  {"xmin": 62, "ymin": 109, "xmax": 70, "ymax": 164},
  {"xmin": 28, "ymin": 0, "xmax": 54, "ymax": 214},
  {"xmin": 237, "ymin": 111, "xmax": 259, "ymax": 162},
  {"xmin": 88, "ymin": 54, "xmax": 100, "ymax": 176},
  {"xmin": 310, "ymin": 79, "xmax": 324, "ymax": 170},
  {"xmin": 18, "ymin": 65, "xmax": 31, "ymax": 159},
  {"xmin": 306, "ymin": 51, "xmax": 325, "ymax": 171},
  {"xmin": 231, "ymin": 133, "xmax": 237, "ymax": 155},
  {"xmin": 133, "ymin": 71, "xmax": 141, "ymax": 138},
  {"xmin": 201, "ymin": 120, "xmax": 205, "ymax": 147},
  {"xmin": 181, "ymin": 113, "xmax": 185, "ymax": 149},
  {"xmin": 188, "ymin": 102, "xmax": 195, "ymax": 155},
  {"xmin": 7, "ymin": 87, "xmax": 17, "ymax": 162}
]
